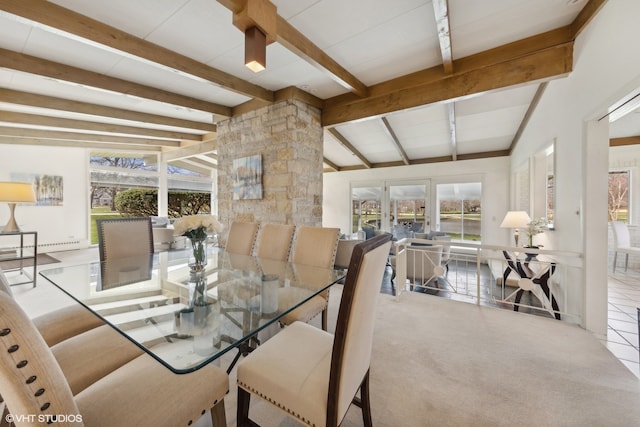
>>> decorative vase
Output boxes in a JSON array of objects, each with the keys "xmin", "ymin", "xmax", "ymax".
[
  {"xmin": 189, "ymin": 236, "xmax": 208, "ymax": 272},
  {"xmin": 175, "ymin": 270, "xmax": 220, "ymax": 356}
]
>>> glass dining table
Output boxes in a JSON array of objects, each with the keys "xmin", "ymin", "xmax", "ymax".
[{"xmin": 39, "ymin": 248, "xmax": 344, "ymax": 374}]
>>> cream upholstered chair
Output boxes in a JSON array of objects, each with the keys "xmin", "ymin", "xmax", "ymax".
[
  {"xmin": 96, "ymin": 217, "xmax": 154, "ymax": 261},
  {"xmin": 224, "ymin": 221, "xmax": 260, "ymax": 255},
  {"xmin": 237, "ymin": 233, "xmax": 392, "ymax": 427},
  {"xmin": 611, "ymin": 221, "xmax": 640, "ymax": 272},
  {"xmin": 1, "ymin": 267, "xmax": 102, "ymax": 347},
  {"xmin": 279, "ymin": 226, "xmax": 340, "ymax": 331},
  {"xmin": 0, "ymin": 292, "xmax": 229, "ymax": 427},
  {"xmin": 334, "ymin": 239, "xmax": 364, "ymax": 270},
  {"xmin": 254, "ymin": 223, "xmax": 295, "ymax": 261},
  {"xmin": 1, "ymin": 267, "xmax": 144, "ymax": 396}
]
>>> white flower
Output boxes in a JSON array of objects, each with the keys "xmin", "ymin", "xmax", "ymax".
[{"xmin": 173, "ymin": 215, "xmax": 224, "ymax": 237}]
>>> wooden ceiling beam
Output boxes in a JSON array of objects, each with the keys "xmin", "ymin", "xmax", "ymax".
[
  {"xmin": 380, "ymin": 117, "xmax": 410, "ymax": 165},
  {"xmin": 610, "ymin": 136, "xmax": 640, "ymax": 147},
  {"xmin": 509, "ymin": 82, "xmax": 548, "ymax": 154},
  {"xmin": 571, "ymin": 0, "xmax": 608, "ymax": 39},
  {"xmin": 327, "ymin": 128, "xmax": 372, "ymax": 169},
  {"xmin": 0, "ymin": 111, "xmax": 200, "ymax": 141},
  {"xmin": 217, "ymin": 0, "xmax": 368, "ymax": 97},
  {"xmin": 0, "ymin": 88, "xmax": 217, "ymax": 133},
  {"xmin": 0, "ymin": 126, "xmax": 180, "ymax": 147},
  {"xmin": 0, "ymin": 0, "xmax": 272, "ymax": 103},
  {"xmin": 323, "ymin": 157, "xmax": 339, "ymax": 172},
  {"xmin": 0, "ymin": 136, "xmax": 160, "ymax": 151},
  {"xmin": 323, "ymin": 26, "xmax": 572, "ymax": 111},
  {"xmin": 0, "ymin": 48, "xmax": 232, "ymax": 117},
  {"xmin": 275, "ymin": 17, "xmax": 368, "ymax": 97},
  {"xmin": 322, "ymin": 42, "xmax": 573, "ymax": 126},
  {"xmin": 161, "ymin": 140, "xmax": 218, "ymax": 161}
]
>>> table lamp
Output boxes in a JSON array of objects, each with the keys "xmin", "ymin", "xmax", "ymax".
[
  {"xmin": 0, "ymin": 181, "xmax": 37, "ymax": 233},
  {"xmin": 500, "ymin": 211, "xmax": 531, "ymax": 247}
]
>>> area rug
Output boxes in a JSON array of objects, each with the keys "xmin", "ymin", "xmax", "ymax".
[
  {"xmin": 221, "ymin": 286, "xmax": 640, "ymax": 427},
  {"xmin": 0, "ymin": 253, "xmax": 60, "ymax": 270}
]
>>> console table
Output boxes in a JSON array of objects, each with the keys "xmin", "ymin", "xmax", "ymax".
[{"xmin": 0, "ymin": 231, "xmax": 37, "ymax": 287}]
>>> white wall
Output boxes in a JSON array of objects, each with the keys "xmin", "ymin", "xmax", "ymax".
[
  {"xmin": 509, "ymin": 0, "xmax": 640, "ymax": 334},
  {"xmin": 0, "ymin": 145, "xmax": 90, "ymax": 249},
  {"xmin": 323, "ymin": 157, "xmax": 510, "ymax": 245}
]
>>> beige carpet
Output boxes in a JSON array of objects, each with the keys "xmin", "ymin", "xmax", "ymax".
[{"xmin": 220, "ymin": 286, "xmax": 640, "ymax": 427}]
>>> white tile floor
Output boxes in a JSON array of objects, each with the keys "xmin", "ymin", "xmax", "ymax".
[{"xmin": 603, "ymin": 270, "xmax": 640, "ymax": 378}]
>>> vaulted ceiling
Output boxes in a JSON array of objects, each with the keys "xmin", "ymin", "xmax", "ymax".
[{"xmin": 0, "ymin": 0, "xmax": 617, "ymax": 175}]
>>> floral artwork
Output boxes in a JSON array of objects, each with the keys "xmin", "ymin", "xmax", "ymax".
[
  {"xmin": 232, "ymin": 154, "xmax": 262, "ymax": 200},
  {"xmin": 11, "ymin": 173, "xmax": 63, "ymax": 206}
]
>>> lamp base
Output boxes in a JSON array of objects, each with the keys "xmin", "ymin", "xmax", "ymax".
[{"xmin": 2, "ymin": 203, "xmax": 21, "ymax": 233}]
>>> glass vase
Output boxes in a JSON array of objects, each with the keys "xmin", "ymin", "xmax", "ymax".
[{"xmin": 189, "ymin": 236, "xmax": 208, "ymax": 272}]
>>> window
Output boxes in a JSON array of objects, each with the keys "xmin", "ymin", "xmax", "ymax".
[
  {"xmin": 436, "ymin": 182, "xmax": 482, "ymax": 242},
  {"xmin": 608, "ymin": 170, "xmax": 630, "ymax": 222}
]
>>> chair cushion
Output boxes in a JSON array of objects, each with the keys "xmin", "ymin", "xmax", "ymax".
[
  {"xmin": 237, "ymin": 321, "xmax": 333, "ymax": 426},
  {"xmin": 76, "ymin": 353, "xmax": 229, "ymax": 427},
  {"xmin": 51, "ymin": 325, "xmax": 143, "ymax": 395},
  {"xmin": 278, "ymin": 290, "xmax": 327, "ymax": 326},
  {"xmin": 32, "ymin": 304, "xmax": 104, "ymax": 347}
]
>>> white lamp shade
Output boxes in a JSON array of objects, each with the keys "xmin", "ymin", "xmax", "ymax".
[
  {"xmin": 500, "ymin": 211, "xmax": 531, "ymax": 228},
  {"xmin": 0, "ymin": 182, "xmax": 36, "ymax": 203}
]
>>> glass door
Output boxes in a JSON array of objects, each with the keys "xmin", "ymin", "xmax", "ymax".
[
  {"xmin": 387, "ymin": 181, "xmax": 430, "ymax": 236},
  {"xmin": 351, "ymin": 184, "xmax": 383, "ymax": 239}
]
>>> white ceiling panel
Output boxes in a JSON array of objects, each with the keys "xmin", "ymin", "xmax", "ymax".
[
  {"xmin": 457, "ymin": 136, "xmax": 513, "ymax": 155},
  {"xmin": 335, "ymin": 119, "xmax": 401, "ymax": 163},
  {"xmin": 0, "ymin": 0, "xmax": 623, "ymax": 172},
  {"xmin": 50, "ymin": 0, "xmax": 192, "ymax": 39},
  {"xmin": 450, "ymin": 0, "xmax": 584, "ymax": 59}
]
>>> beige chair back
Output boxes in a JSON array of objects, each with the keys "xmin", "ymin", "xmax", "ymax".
[
  {"xmin": 291, "ymin": 226, "xmax": 340, "ymax": 268},
  {"xmin": 334, "ymin": 239, "xmax": 364, "ymax": 270},
  {"xmin": 255, "ymin": 223, "xmax": 295, "ymax": 261},
  {"xmin": 225, "ymin": 221, "xmax": 259, "ymax": 255},
  {"xmin": 329, "ymin": 233, "xmax": 392, "ymax": 424},
  {"xmin": 97, "ymin": 217, "xmax": 154, "ymax": 261},
  {"xmin": 0, "ymin": 292, "xmax": 80, "ymax": 425}
]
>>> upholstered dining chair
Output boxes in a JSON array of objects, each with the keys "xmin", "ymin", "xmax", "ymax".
[
  {"xmin": 1, "ymin": 267, "xmax": 144, "ymax": 397},
  {"xmin": 611, "ymin": 221, "xmax": 640, "ymax": 272},
  {"xmin": 236, "ymin": 233, "xmax": 392, "ymax": 427},
  {"xmin": 0, "ymin": 292, "xmax": 229, "ymax": 427},
  {"xmin": 224, "ymin": 221, "xmax": 260, "ymax": 255},
  {"xmin": 96, "ymin": 217, "xmax": 154, "ymax": 262},
  {"xmin": 1, "ymin": 267, "xmax": 103, "ymax": 346},
  {"xmin": 279, "ymin": 226, "xmax": 340, "ymax": 331},
  {"xmin": 254, "ymin": 223, "xmax": 295, "ymax": 261}
]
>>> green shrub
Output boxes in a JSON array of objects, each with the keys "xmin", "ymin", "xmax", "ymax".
[{"xmin": 114, "ymin": 189, "xmax": 210, "ymax": 218}]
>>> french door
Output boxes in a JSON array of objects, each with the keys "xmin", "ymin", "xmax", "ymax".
[{"xmin": 351, "ymin": 180, "xmax": 430, "ymax": 235}]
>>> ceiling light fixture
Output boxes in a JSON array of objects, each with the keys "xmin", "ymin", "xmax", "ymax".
[{"xmin": 245, "ymin": 26, "xmax": 266, "ymax": 73}]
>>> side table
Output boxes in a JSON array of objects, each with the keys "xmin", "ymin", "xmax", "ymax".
[{"xmin": 0, "ymin": 231, "xmax": 38, "ymax": 287}]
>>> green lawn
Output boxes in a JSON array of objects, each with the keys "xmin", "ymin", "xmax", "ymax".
[{"xmin": 90, "ymin": 208, "xmax": 122, "ymax": 244}]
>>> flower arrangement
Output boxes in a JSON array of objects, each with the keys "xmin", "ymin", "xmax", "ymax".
[
  {"xmin": 173, "ymin": 215, "xmax": 224, "ymax": 270},
  {"xmin": 525, "ymin": 217, "xmax": 549, "ymax": 247},
  {"xmin": 173, "ymin": 215, "xmax": 224, "ymax": 240}
]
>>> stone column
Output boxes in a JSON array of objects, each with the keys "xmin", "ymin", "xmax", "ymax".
[{"xmin": 216, "ymin": 99, "xmax": 323, "ymax": 227}]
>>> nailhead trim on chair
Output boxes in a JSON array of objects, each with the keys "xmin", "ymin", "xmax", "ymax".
[
  {"xmin": 1, "ymin": 326, "xmax": 56, "ymax": 422},
  {"xmin": 238, "ymin": 382, "xmax": 316, "ymax": 427}
]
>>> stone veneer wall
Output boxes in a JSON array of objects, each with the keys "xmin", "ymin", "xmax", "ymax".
[{"xmin": 216, "ymin": 99, "xmax": 323, "ymax": 228}]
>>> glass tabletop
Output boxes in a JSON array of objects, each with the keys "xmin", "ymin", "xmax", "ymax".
[{"xmin": 39, "ymin": 249, "xmax": 344, "ymax": 374}]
